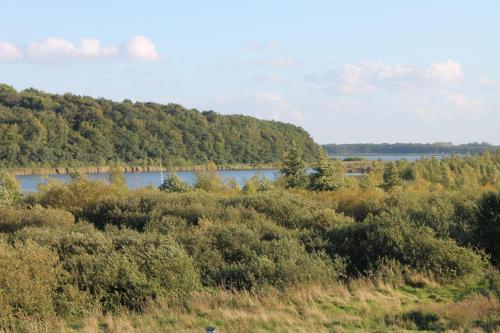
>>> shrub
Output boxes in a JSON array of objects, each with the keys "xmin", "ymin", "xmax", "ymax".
[
  {"xmin": 159, "ymin": 174, "xmax": 190, "ymax": 193},
  {"xmin": 0, "ymin": 170, "xmax": 20, "ymax": 206},
  {"xmin": 13, "ymin": 225, "xmax": 200, "ymax": 311},
  {"xmin": 0, "ymin": 240, "xmax": 61, "ymax": 324},
  {"xmin": 111, "ymin": 231, "xmax": 201, "ymax": 294},
  {"xmin": 242, "ymin": 175, "xmax": 274, "ymax": 194},
  {"xmin": 328, "ymin": 212, "xmax": 488, "ymax": 280},
  {"xmin": 0, "ymin": 206, "xmax": 74, "ymax": 233},
  {"xmin": 475, "ymin": 191, "xmax": 500, "ymax": 266}
]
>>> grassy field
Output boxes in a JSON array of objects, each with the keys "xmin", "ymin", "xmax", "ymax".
[{"xmin": 7, "ymin": 273, "xmax": 499, "ymax": 333}]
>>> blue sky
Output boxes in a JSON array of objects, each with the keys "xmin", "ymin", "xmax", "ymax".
[{"xmin": 1, "ymin": 0, "xmax": 499, "ymax": 144}]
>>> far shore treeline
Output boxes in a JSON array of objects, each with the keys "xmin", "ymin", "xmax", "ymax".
[
  {"xmin": 0, "ymin": 84, "xmax": 321, "ymax": 168},
  {"xmin": 323, "ymin": 142, "xmax": 499, "ymax": 155}
]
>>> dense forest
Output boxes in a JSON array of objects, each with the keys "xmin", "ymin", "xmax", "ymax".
[
  {"xmin": 323, "ymin": 142, "xmax": 499, "ymax": 155},
  {"xmin": 0, "ymin": 150, "xmax": 499, "ymax": 331},
  {"xmin": 0, "ymin": 84, "xmax": 321, "ymax": 168}
]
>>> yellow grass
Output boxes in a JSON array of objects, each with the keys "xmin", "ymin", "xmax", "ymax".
[{"xmin": 3, "ymin": 277, "xmax": 499, "ymax": 333}]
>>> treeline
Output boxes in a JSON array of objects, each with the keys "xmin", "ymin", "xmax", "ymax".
[
  {"xmin": 0, "ymin": 152, "xmax": 499, "ymax": 330},
  {"xmin": 322, "ymin": 142, "xmax": 499, "ymax": 155},
  {"xmin": 0, "ymin": 84, "xmax": 321, "ymax": 168}
]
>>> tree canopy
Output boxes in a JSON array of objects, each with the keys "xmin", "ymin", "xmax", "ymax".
[{"xmin": 0, "ymin": 84, "xmax": 321, "ymax": 167}]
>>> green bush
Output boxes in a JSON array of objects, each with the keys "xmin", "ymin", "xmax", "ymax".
[
  {"xmin": 328, "ymin": 212, "xmax": 488, "ymax": 280},
  {"xmin": 159, "ymin": 174, "xmax": 190, "ymax": 193},
  {"xmin": 13, "ymin": 224, "xmax": 200, "ymax": 311},
  {"xmin": 0, "ymin": 170, "xmax": 20, "ymax": 206},
  {"xmin": 0, "ymin": 206, "xmax": 74, "ymax": 233},
  {"xmin": 242, "ymin": 175, "xmax": 274, "ymax": 194},
  {"xmin": 475, "ymin": 191, "xmax": 500, "ymax": 266},
  {"xmin": 0, "ymin": 240, "xmax": 61, "ymax": 324},
  {"xmin": 111, "ymin": 231, "xmax": 201, "ymax": 294}
]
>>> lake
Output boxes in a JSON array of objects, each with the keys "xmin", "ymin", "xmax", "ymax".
[
  {"xmin": 16, "ymin": 154, "xmax": 449, "ymax": 192},
  {"xmin": 17, "ymin": 169, "xmax": 280, "ymax": 192},
  {"xmin": 17, "ymin": 168, "xmax": 367, "ymax": 192}
]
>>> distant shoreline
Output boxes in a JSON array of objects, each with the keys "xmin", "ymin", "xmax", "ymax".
[
  {"xmin": 8, "ymin": 163, "xmax": 281, "ymax": 176},
  {"xmin": 9, "ymin": 160, "xmax": 372, "ymax": 176}
]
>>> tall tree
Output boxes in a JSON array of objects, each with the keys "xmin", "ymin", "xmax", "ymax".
[
  {"xmin": 309, "ymin": 151, "xmax": 347, "ymax": 191},
  {"xmin": 382, "ymin": 162, "xmax": 402, "ymax": 190},
  {"xmin": 280, "ymin": 142, "xmax": 308, "ymax": 189}
]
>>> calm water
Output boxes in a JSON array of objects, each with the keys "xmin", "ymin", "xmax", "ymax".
[
  {"xmin": 17, "ymin": 169, "xmax": 280, "ymax": 192},
  {"xmin": 16, "ymin": 154, "xmax": 446, "ymax": 192}
]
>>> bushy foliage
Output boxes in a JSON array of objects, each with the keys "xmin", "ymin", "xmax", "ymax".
[
  {"xmin": 242, "ymin": 175, "xmax": 274, "ymax": 194},
  {"xmin": 309, "ymin": 152, "xmax": 351, "ymax": 191},
  {"xmin": 194, "ymin": 162, "xmax": 224, "ymax": 192},
  {"xmin": 1, "ymin": 160, "xmax": 498, "ymax": 324},
  {"xmin": 475, "ymin": 191, "xmax": 500, "ymax": 266},
  {"xmin": 0, "ymin": 240, "xmax": 62, "ymax": 324},
  {"xmin": 280, "ymin": 142, "xmax": 308, "ymax": 189},
  {"xmin": 0, "ymin": 170, "xmax": 20, "ymax": 206},
  {"xmin": 0, "ymin": 206, "xmax": 74, "ymax": 233},
  {"xmin": 12, "ymin": 224, "xmax": 199, "ymax": 313},
  {"xmin": 159, "ymin": 174, "xmax": 190, "ymax": 193},
  {"xmin": 328, "ymin": 212, "xmax": 487, "ymax": 280},
  {"xmin": 0, "ymin": 84, "xmax": 321, "ymax": 167}
]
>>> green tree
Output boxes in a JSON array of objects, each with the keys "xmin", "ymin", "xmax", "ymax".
[
  {"xmin": 280, "ymin": 142, "xmax": 308, "ymax": 189},
  {"xmin": 309, "ymin": 152, "xmax": 348, "ymax": 191},
  {"xmin": 159, "ymin": 174, "xmax": 190, "ymax": 193},
  {"xmin": 195, "ymin": 162, "xmax": 223, "ymax": 192},
  {"xmin": 382, "ymin": 162, "xmax": 402, "ymax": 190},
  {"xmin": 475, "ymin": 191, "xmax": 500, "ymax": 266}
]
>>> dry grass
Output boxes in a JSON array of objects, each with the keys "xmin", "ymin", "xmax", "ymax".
[{"xmin": 3, "ymin": 278, "xmax": 499, "ymax": 333}]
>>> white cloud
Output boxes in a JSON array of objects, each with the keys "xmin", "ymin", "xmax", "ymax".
[
  {"xmin": 423, "ymin": 60, "xmax": 463, "ymax": 84},
  {"xmin": 0, "ymin": 36, "xmax": 161, "ymax": 63},
  {"xmin": 79, "ymin": 38, "xmax": 118, "ymax": 58},
  {"xmin": 26, "ymin": 37, "xmax": 118, "ymax": 61},
  {"xmin": 0, "ymin": 42, "xmax": 22, "ymax": 61},
  {"xmin": 255, "ymin": 92, "xmax": 303, "ymax": 121},
  {"xmin": 124, "ymin": 35, "xmax": 162, "ymax": 61},
  {"xmin": 257, "ymin": 92, "xmax": 288, "ymax": 106},
  {"xmin": 308, "ymin": 60, "xmax": 464, "ymax": 94},
  {"xmin": 26, "ymin": 37, "xmax": 77, "ymax": 61},
  {"xmin": 441, "ymin": 91, "xmax": 483, "ymax": 110}
]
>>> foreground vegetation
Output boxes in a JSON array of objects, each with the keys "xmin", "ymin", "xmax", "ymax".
[
  {"xmin": 0, "ymin": 84, "xmax": 320, "ymax": 168},
  {"xmin": 0, "ymin": 151, "xmax": 499, "ymax": 332}
]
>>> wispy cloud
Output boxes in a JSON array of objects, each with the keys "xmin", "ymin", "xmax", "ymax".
[
  {"xmin": 441, "ymin": 91, "xmax": 484, "ymax": 110},
  {"xmin": 423, "ymin": 60, "xmax": 463, "ymax": 84},
  {"xmin": 0, "ymin": 35, "xmax": 163, "ymax": 63},
  {"xmin": 306, "ymin": 60, "xmax": 464, "ymax": 94},
  {"xmin": 306, "ymin": 60, "xmax": 485, "ymax": 115},
  {"xmin": 0, "ymin": 42, "xmax": 23, "ymax": 61}
]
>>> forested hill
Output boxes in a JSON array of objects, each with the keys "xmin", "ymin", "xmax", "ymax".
[
  {"xmin": 0, "ymin": 84, "xmax": 321, "ymax": 167},
  {"xmin": 322, "ymin": 143, "xmax": 499, "ymax": 155}
]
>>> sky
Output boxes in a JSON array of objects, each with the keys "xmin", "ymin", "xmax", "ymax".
[{"xmin": 0, "ymin": 1, "xmax": 499, "ymax": 144}]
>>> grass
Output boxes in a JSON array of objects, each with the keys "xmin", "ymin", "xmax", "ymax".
[{"xmin": 4, "ymin": 274, "xmax": 499, "ymax": 333}]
